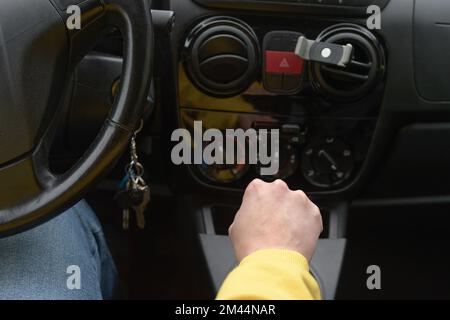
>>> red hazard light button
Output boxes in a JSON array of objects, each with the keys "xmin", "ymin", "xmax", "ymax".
[{"xmin": 265, "ymin": 51, "xmax": 304, "ymax": 75}]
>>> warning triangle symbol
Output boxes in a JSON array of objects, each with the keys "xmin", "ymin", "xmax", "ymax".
[{"xmin": 279, "ymin": 58, "xmax": 290, "ymax": 68}]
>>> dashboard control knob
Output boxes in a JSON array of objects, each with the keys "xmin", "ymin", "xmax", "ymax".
[{"xmin": 301, "ymin": 137, "xmax": 354, "ymax": 188}]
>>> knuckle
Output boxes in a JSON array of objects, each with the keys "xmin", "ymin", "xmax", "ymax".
[
  {"xmin": 273, "ymin": 179, "xmax": 288, "ymax": 191},
  {"xmin": 312, "ymin": 204, "xmax": 321, "ymax": 216},
  {"xmin": 228, "ymin": 223, "xmax": 234, "ymax": 236},
  {"xmin": 246, "ymin": 178, "xmax": 264, "ymax": 193},
  {"xmin": 311, "ymin": 205, "xmax": 323, "ymax": 230},
  {"xmin": 311, "ymin": 205, "xmax": 321, "ymax": 219},
  {"xmin": 294, "ymin": 190, "xmax": 308, "ymax": 202},
  {"xmin": 318, "ymin": 217, "xmax": 324, "ymax": 232}
]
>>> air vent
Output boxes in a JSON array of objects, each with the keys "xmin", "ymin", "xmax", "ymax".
[
  {"xmin": 310, "ymin": 24, "xmax": 386, "ymax": 102},
  {"xmin": 183, "ymin": 17, "xmax": 259, "ymax": 97}
]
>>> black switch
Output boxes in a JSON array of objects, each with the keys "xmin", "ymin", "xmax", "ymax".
[
  {"xmin": 263, "ymin": 31, "xmax": 305, "ymax": 95},
  {"xmin": 265, "ymin": 74, "xmax": 283, "ymax": 92}
]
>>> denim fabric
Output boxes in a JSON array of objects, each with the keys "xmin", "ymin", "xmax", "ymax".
[{"xmin": 0, "ymin": 200, "xmax": 118, "ymax": 300}]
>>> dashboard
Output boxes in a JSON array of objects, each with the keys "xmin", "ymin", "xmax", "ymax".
[
  {"xmin": 172, "ymin": 0, "xmax": 387, "ymax": 196},
  {"xmin": 59, "ymin": 0, "xmax": 450, "ymax": 202}
]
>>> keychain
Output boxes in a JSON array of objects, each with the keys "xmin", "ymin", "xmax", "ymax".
[{"xmin": 114, "ymin": 120, "xmax": 151, "ymax": 230}]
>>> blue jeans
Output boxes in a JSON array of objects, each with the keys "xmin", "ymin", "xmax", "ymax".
[{"xmin": 0, "ymin": 201, "xmax": 118, "ymax": 300}]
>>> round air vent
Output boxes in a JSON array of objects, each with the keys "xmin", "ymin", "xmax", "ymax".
[
  {"xmin": 310, "ymin": 24, "xmax": 386, "ymax": 102},
  {"xmin": 183, "ymin": 17, "xmax": 260, "ymax": 97}
]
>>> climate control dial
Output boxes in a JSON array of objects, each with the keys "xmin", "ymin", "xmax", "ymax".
[{"xmin": 301, "ymin": 137, "xmax": 354, "ymax": 188}]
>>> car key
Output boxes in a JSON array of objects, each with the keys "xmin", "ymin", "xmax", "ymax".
[
  {"xmin": 115, "ymin": 181, "xmax": 145, "ymax": 230},
  {"xmin": 134, "ymin": 182, "xmax": 151, "ymax": 230},
  {"xmin": 115, "ymin": 118, "xmax": 150, "ymax": 230},
  {"xmin": 115, "ymin": 188, "xmax": 132, "ymax": 230},
  {"xmin": 115, "ymin": 187, "xmax": 144, "ymax": 210},
  {"xmin": 122, "ymin": 209, "xmax": 130, "ymax": 230}
]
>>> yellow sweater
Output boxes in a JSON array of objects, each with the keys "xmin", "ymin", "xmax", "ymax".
[{"xmin": 216, "ymin": 249, "xmax": 321, "ymax": 300}]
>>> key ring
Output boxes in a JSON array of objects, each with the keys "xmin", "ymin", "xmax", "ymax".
[{"xmin": 126, "ymin": 161, "xmax": 145, "ymax": 178}]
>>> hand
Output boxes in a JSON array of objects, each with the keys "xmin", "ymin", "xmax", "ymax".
[{"xmin": 229, "ymin": 179, "xmax": 323, "ymax": 262}]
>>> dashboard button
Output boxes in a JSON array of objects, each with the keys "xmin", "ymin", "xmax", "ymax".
[
  {"xmin": 283, "ymin": 74, "xmax": 304, "ymax": 92},
  {"xmin": 265, "ymin": 73, "xmax": 283, "ymax": 91},
  {"xmin": 263, "ymin": 31, "xmax": 306, "ymax": 94},
  {"xmin": 265, "ymin": 51, "xmax": 304, "ymax": 75}
]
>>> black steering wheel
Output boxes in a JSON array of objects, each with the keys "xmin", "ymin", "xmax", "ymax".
[{"xmin": 0, "ymin": 0, "xmax": 153, "ymax": 236}]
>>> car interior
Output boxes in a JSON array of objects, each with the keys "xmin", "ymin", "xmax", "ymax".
[{"xmin": 2, "ymin": 0, "xmax": 450, "ymax": 300}]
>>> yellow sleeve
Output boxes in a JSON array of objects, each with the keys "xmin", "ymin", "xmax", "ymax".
[{"xmin": 216, "ymin": 249, "xmax": 321, "ymax": 300}]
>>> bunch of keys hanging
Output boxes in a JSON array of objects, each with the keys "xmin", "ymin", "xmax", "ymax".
[{"xmin": 115, "ymin": 119, "xmax": 150, "ymax": 230}]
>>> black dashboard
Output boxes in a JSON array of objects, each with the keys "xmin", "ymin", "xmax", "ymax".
[
  {"xmin": 169, "ymin": 0, "xmax": 387, "ymax": 199},
  {"xmin": 165, "ymin": 0, "xmax": 450, "ymax": 201},
  {"xmin": 59, "ymin": 0, "xmax": 450, "ymax": 203},
  {"xmin": 176, "ymin": 8, "xmax": 386, "ymax": 194}
]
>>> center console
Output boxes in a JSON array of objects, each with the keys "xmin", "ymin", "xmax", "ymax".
[
  {"xmin": 163, "ymin": 0, "xmax": 390, "ymax": 300},
  {"xmin": 178, "ymin": 14, "xmax": 386, "ymax": 194}
]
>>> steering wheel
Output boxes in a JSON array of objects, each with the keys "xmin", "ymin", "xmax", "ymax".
[{"xmin": 0, "ymin": 0, "xmax": 153, "ymax": 236}]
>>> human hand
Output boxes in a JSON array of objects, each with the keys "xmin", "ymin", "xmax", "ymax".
[{"xmin": 229, "ymin": 179, "xmax": 323, "ymax": 262}]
